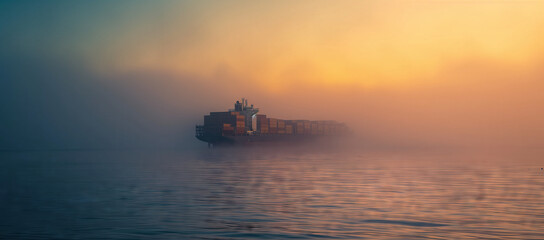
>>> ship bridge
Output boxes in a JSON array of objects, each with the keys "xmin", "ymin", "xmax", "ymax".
[{"xmin": 230, "ymin": 98, "xmax": 258, "ymax": 131}]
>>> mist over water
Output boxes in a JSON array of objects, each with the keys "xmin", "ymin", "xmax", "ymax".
[
  {"xmin": 2, "ymin": 56, "xmax": 543, "ymax": 151},
  {"xmin": 2, "ymin": 1, "xmax": 544, "ymax": 239},
  {"xmin": 2, "ymin": 32, "xmax": 543, "ymax": 240}
]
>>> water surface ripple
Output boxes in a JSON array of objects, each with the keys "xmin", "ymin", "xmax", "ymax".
[{"xmin": 1, "ymin": 149, "xmax": 543, "ymax": 239}]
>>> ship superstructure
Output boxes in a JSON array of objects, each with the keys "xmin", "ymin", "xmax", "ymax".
[{"xmin": 195, "ymin": 99, "xmax": 348, "ymax": 146}]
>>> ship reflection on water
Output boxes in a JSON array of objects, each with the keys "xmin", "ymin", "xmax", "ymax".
[{"xmin": 1, "ymin": 149, "xmax": 543, "ymax": 239}]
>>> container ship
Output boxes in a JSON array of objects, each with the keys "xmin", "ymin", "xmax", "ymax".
[{"xmin": 195, "ymin": 99, "xmax": 349, "ymax": 147}]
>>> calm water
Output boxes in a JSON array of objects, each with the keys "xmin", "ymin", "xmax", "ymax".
[{"xmin": 1, "ymin": 149, "xmax": 543, "ymax": 239}]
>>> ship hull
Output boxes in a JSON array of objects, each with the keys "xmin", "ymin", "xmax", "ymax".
[{"xmin": 196, "ymin": 135, "xmax": 322, "ymax": 146}]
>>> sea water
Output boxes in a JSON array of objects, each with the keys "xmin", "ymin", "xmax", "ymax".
[{"xmin": 1, "ymin": 148, "xmax": 543, "ymax": 239}]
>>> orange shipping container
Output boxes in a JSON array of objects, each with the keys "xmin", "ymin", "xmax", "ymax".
[
  {"xmin": 286, "ymin": 125, "xmax": 293, "ymax": 134},
  {"xmin": 268, "ymin": 118, "xmax": 278, "ymax": 129},
  {"xmin": 278, "ymin": 120, "xmax": 285, "ymax": 129}
]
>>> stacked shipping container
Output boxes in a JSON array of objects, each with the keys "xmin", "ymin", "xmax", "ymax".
[
  {"xmin": 196, "ymin": 100, "xmax": 349, "ymax": 146},
  {"xmin": 235, "ymin": 114, "xmax": 245, "ymax": 135},
  {"xmin": 256, "ymin": 114, "xmax": 268, "ymax": 134},
  {"xmin": 202, "ymin": 111, "xmax": 247, "ymax": 137},
  {"xmin": 202, "ymin": 111, "xmax": 348, "ymax": 137},
  {"xmin": 268, "ymin": 118, "xmax": 278, "ymax": 134},
  {"xmin": 254, "ymin": 116, "xmax": 347, "ymax": 136}
]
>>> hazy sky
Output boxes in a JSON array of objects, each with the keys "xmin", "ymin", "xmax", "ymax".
[{"xmin": 1, "ymin": 1, "xmax": 543, "ymax": 149}]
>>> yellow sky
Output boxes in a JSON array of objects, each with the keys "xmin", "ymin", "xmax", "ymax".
[{"xmin": 94, "ymin": 1, "xmax": 544, "ymax": 91}]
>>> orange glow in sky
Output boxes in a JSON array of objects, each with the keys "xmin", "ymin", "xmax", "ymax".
[
  {"xmin": 88, "ymin": 1, "xmax": 544, "ymax": 91},
  {"xmin": 2, "ymin": 0, "xmax": 543, "ymax": 148}
]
